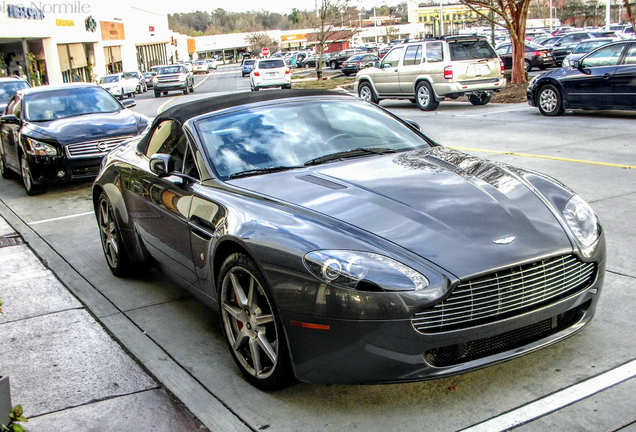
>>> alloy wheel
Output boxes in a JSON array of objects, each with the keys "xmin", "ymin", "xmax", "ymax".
[
  {"xmin": 98, "ymin": 195, "xmax": 120, "ymax": 271},
  {"xmin": 220, "ymin": 263, "xmax": 279, "ymax": 380}
]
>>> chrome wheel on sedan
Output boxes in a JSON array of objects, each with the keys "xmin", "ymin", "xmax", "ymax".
[
  {"xmin": 538, "ymin": 84, "xmax": 565, "ymax": 116},
  {"xmin": 219, "ymin": 253, "xmax": 293, "ymax": 390},
  {"xmin": 20, "ymin": 154, "xmax": 46, "ymax": 195}
]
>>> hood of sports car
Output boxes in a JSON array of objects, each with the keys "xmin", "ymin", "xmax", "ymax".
[{"xmin": 230, "ymin": 147, "xmax": 573, "ymax": 279}]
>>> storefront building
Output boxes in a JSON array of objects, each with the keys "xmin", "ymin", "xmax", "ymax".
[{"xmin": 1, "ymin": 1, "xmax": 177, "ymax": 85}]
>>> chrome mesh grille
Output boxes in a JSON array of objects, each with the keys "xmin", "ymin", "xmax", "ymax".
[
  {"xmin": 412, "ymin": 255, "xmax": 596, "ymax": 333},
  {"xmin": 66, "ymin": 136, "xmax": 132, "ymax": 158}
]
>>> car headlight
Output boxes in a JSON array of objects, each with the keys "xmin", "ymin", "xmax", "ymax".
[
  {"xmin": 179, "ymin": 73, "xmax": 187, "ymax": 82},
  {"xmin": 152, "ymin": 77, "xmax": 158, "ymax": 84},
  {"xmin": 303, "ymin": 250, "xmax": 429, "ymax": 292},
  {"xmin": 563, "ymin": 195, "xmax": 600, "ymax": 248},
  {"xmin": 562, "ymin": 58, "xmax": 570, "ymax": 67},
  {"xmin": 25, "ymin": 138, "xmax": 57, "ymax": 156}
]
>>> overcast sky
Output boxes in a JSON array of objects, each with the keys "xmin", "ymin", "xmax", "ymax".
[{"xmin": 152, "ymin": 0, "xmax": 391, "ymax": 16}]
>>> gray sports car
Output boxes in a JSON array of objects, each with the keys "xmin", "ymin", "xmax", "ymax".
[{"xmin": 93, "ymin": 90, "xmax": 605, "ymax": 390}]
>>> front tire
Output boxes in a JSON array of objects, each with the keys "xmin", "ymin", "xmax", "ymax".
[
  {"xmin": 218, "ymin": 253, "xmax": 295, "ymax": 391},
  {"xmin": 20, "ymin": 154, "xmax": 47, "ymax": 196},
  {"xmin": 358, "ymin": 82, "xmax": 378, "ymax": 104},
  {"xmin": 330, "ymin": 60, "xmax": 338, "ymax": 70},
  {"xmin": 415, "ymin": 81, "xmax": 439, "ymax": 111},
  {"xmin": 537, "ymin": 84, "xmax": 565, "ymax": 116},
  {"xmin": 183, "ymin": 85, "xmax": 189, "ymax": 95}
]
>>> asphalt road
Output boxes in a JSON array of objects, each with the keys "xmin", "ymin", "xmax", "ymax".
[{"xmin": 1, "ymin": 64, "xmax": 635, "ymax": 431}]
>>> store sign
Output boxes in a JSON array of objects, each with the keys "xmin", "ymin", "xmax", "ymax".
[
  {"xmin": 6, "ymin": 4, "xmax": 45, "ymax": 20},
  {"xmin": 281, "ymin": 33, "xmax": 306, "ymax": 42},
  {"xmin": 100, "ymin": 21, "xmax": 125, "ymax": 41},
  {"xmin": 56, "ymin": 19, "xmax": 75, "ymax": 27}
]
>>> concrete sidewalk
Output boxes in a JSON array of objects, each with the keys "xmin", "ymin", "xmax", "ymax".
[{"xmin": 0, "ymin": 216, "xmax": 205, "ymax": 431}]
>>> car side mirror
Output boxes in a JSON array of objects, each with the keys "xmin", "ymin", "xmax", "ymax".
[
  {"xmin": 149, "ymin": 154, "xmax": 174, "ymax": 177},
  {"xmin": 121, "ymin": 99, "xmax": 136, "ymax": 109},
  {"xmin": 373, "ymin": 61, "xmax": 380, "ymax": 68},
  {"xmin": 404, "ymin": 119, "xmax": 421, "ymax": 131},
  {"xmin": 0, "ymin": 115, "xmax": 21, "ymax": 125}
]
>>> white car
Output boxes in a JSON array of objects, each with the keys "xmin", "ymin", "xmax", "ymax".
[
  {"xmin": 205, "ymin": 58, "xmax": 218, "ymax": 71},
  {"xmin": 98, "ymin": 73, "xmax": 138, "ymax": 99},
  {"xmin": 250, "ymin": 59, "xmax": 291, "ymax": 91},
  {"xmin": 193, "ymin": 60, "xmax": 210, "ymax": 74}
]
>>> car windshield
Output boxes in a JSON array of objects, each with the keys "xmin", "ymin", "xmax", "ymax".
[
  {"xmin": 573, "ymin": 40, "xmax": 612, "ymax": 53},
  {"xmin": 0, "ymin": 80, "xmax": 29, "ymax": 103},
  {"xmin": 100, "ymin": 75, "xmax": 120, "ymax": 83},
  {"xmin": 195, "ymin": 61, "xmax": 205, "ymax": 65},
  {"xmin": 25, "ymin": 87, "xmax": 122, "ymax": 121},
  {"xmin": 449, "ymin": 40, "xmax": 497, "ymax": 60},
  {"xmin": 195, "ymin": 99, "xmax": 431, "ymax": 179},
  {"xmin": 158, "ymin": 66, "xmax": 182, "ymax": 74},
  {"xmin": 258, "ymin": 60, "xmax": 285, "ymax": 69}
]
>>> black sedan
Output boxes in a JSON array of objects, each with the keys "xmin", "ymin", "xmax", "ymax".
[
  {"xmin": 341, "ymin": 54, "xmax": 380, "ymax": 76},
  {"xmin": 93, "ymin": 90, "xmax": 605, "ymax": 390},
  {"xmin": 496, "ymin": 42, "xmax": 555, "ymax": 71},
  {"xmin": 528, "ymin": 40, "xmax": 636, "ymax": 116},
  {"xmin": 0, "ymin": 83, "xmax": 149, "ymax": 195}
]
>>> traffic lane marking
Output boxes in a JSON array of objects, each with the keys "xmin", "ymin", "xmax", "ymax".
[
  {"xmin": 450, "ymin": 147, "xmax": 636, "ymax": 170},
  {"xmin": 461, "ymin": 359, "xmax": 636, "ymax": 432}
]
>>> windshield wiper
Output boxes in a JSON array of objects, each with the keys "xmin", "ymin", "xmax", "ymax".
[
  {"xmin": 229, "ymin": 165, "xmax": 303, "ymax": 179},
  {"xmin": 304, "ymin": 147, "xmax": 396, "ymax": 166}
]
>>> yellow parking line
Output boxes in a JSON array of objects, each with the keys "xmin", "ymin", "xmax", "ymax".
[{"xmin": 449, "ymin": 147, "xmax": 636, "ymax": 170}]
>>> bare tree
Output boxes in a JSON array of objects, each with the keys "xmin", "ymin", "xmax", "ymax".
[
  {"xmin": 245, "ymin": 32, "xmax": 279, "ymax": 56},
  {"xmin": 310, "ymin": 0, "xmax": 357, "ymax": 79},
  {"xmin": 461, "ymin": 0, "xmax": 532, "ymax": 83}
]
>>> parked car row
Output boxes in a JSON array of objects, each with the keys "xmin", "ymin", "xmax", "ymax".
[{"xmin": 98, "ymin": 71, "xmax": 147, "ymax": 100}]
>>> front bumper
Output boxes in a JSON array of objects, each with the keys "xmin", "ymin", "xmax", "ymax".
[
  {"xmin": 154, "ymin": 82, "xmax": 187, "ymax": 92},
  {"xmin": 24, "ymin": 153, "xmax": 104, "ymax": 184},
  {"xmin": 283, "ymin": 283, "xmax": 602, "ymax": 384}
]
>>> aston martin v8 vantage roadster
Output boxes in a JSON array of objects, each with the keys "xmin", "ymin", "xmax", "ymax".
[{"xmin": 93, "ymin": 89, "xmax": 605, "ymax": 390}]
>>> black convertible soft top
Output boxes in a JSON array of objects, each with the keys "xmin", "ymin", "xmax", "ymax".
[{"xmin": 156, "ymin": 89, "xmax": 350, "ymax": 125}]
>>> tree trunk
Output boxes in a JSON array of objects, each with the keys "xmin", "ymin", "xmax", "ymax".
[
  {"xmin": 316, "ymin": 44, "xmax": 324, "ymax": 80},
  {"xmin": 511, "ymin": 36, "xmax": 526, "ymax": 83}
]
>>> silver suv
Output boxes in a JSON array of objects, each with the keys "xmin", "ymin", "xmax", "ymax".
[{"xmin": 355, "ymin": 35, "xmax": 506, "ymax": 111}]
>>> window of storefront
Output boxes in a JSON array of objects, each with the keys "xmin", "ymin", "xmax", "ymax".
[
  {"xmin": 58, "ymin": 43, "xmax": 93, "ymax": 83},
  {"xmin": 104, "ymin": 45, "xmax": 122, "ymax": 74}
]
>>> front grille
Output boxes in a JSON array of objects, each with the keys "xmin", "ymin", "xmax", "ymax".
[
  {"xmin": 66, "ymin": 136, "xmax": 132, "ymax": 159},
  {"xmin": 158, "ymin": 77, "xmax": 179, "ymax": 83},
  {"xmin": 413, "ymin": 255, "xmax": 596, "ymax": 333},
  {"xmin": 424, "ymin": 302, "xmax": 586, "ymax": 367}
]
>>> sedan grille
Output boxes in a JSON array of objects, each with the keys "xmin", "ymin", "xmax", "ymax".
[
  {"xmin": 66, "ymin": 136, "xmax": 133, "ymax": 159},
  {"xmin": 412, "ymin": 255, "xmax": 596, "ymax": 333}
]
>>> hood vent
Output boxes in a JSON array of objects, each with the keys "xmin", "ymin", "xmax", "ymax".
[{"xmin": 296, "ymin": 175, "xmax": 347, "ymax": 190}]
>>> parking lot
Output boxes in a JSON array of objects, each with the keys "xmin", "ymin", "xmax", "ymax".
[{"xmin": 1, "ymin": 78, "xmax": 635, "ymax": 431}]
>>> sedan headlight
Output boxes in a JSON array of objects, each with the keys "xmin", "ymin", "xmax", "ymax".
[
  {"xmin": 25, "ymin": 138, "xmax": 57, "ymax": 156},
  {"xmin": 563, "ymin": 195, "xmax": 599, "ymax": 248},
  {"xmin": 303, "ymin": 250, "xmax": 429, "ymax": 292},
  {"xmin": 562, "ymin": 58, "xmax": 570, "ymax": 67}
]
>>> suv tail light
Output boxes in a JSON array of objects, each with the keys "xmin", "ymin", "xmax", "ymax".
[
  {"xmin": 444, "ymin": 66, "xmax": 453, "ymax": 79},
  {"xmin": 253, "ymin": 71, "xmax": 260, "ymax": 76},
  {"xmin": 285, "ymin": 69, "xmax": 290, "ymax": 75},
  {"xmin": 500, "ymin": 60, "xmax": 504, "ymax": 74}
]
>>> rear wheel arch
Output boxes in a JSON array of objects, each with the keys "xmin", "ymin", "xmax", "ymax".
[{"xmin": 414, "ymin": 77, "xmax": 438, "ymax": 99}]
